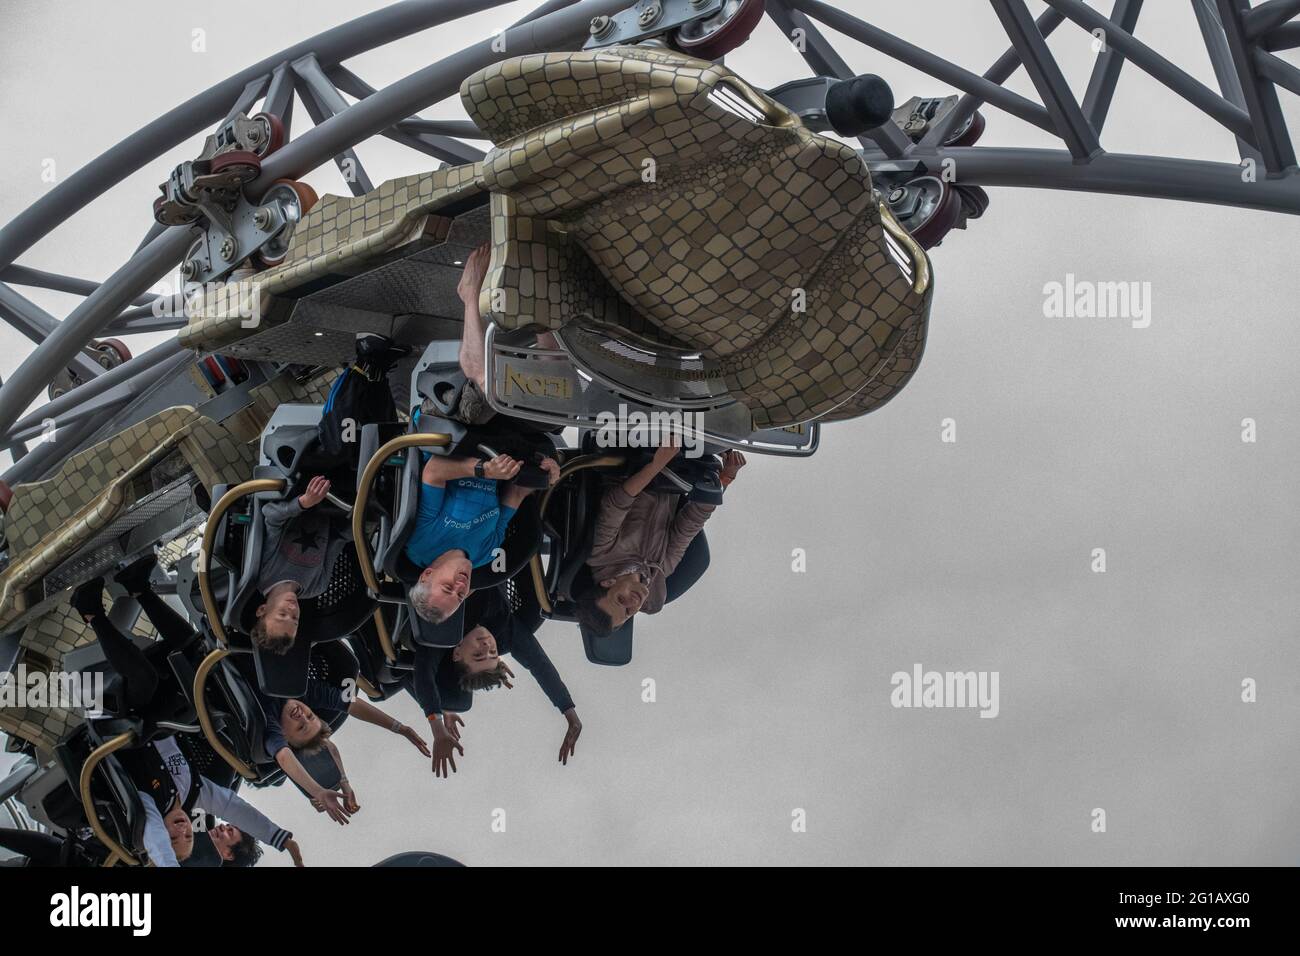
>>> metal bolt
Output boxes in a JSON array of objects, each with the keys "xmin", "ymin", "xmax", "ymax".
[
  {"xmin": 254, "ymin": 207, "xmax": 271, "ymax": 230},
  {"xmin": 590, "ymin": 15, "xmax": 613, "ymax": 37},
  {"xmin": 218, "ymin": 237, "xmax": 236, "ymax": 261},
  {"xmin": 639, "ymin": 2, "xmax": 663, "ymax": 28},
  {"xmin": 888, "ymin": 187, "xmax": 906, "ymax": 204},
  {"xmin": 181, "ymin": 259, "xmax": 198, "ymax": 280},
  {"xmin": 690, "ymin": 0, "xmax": 710, "ymax": 7}
]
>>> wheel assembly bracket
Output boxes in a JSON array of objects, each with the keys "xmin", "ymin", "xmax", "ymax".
[
  {"xmin": 584, "ymin": 0, "xmax": 726, "ymax": 50},
  {"xmin": 181, "ymin": 193, "xmax": 290, "ymax": 285}
]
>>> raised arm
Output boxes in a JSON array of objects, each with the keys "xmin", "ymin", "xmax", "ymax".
[
  {"xmin": 663, "ymin": 451, "xmax": 743, "ymax": 575},
  {"xmin": 347, "ymin": 696, "xmax": 432, "ymax": 758},
  {"xmin": 261, "ymin": 498, "xmax": 303, "ymax": 535},
  {"xmin": 622, "ymin": 443, "xmax": 680, "ymax": 499},
  {"xmin": 421, "ymin": 454, "xmax": 478, "ymax": 488},
  {"xmin": 274, "ymin": 747, "xmax": 351, "ymax": 826},
  {"xmin": 410, "ymin": 644, "xmax": 463, "ymax": 778},
  {"xmin": 197, "ymin": 777, "xmax": 297, "ymax": 861},
  {"xmin": 507, "ymin": 626, "xmax": 574, "ymax": 714}
]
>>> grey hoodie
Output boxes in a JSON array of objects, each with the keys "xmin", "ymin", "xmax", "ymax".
[{"xmin": 256, "ymin": 498, "xmax": 354, "ymax": 600}]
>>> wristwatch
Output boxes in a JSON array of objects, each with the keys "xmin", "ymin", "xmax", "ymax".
[{"xmin": 474, "ymin": 460, "xmax": 486, "ymax": 478}]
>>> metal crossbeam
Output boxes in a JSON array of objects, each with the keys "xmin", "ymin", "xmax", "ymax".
[
  {"xmin": 0, "ymin": 265, "xmax": 159, "ymax": 307},
  {"xmin": 1243, "ymin": 0, "xmax": 1300, "ymax": 40},
  {"xmin": 923, "ymin": 6, "xmax": 1066, "ymax": 148},
  {"xmin": 325, "ymin": 64, "xmax": 487, "ymax": 164},
  {"xmin": 263, "ymin": 62, "xmax": 296, "ymax": 135},
  {"xmin": 1214, "ymin": 0, "xmax": 1297, "ymax": 173},
  {"xmin": 1044, "ymin": 0, "xmax": 1257, "ymax": 144},
  {"xmin": 991, "ymin": 0, "xmax": 1101, "ymax": 158},
  {"xmin": 763, "ymin": 0, "xmax": 912, "ymax": 156},
  {"xmin": 0, "ymin": 284, "xmax": 105, "ymax": 381},
  {"xmin": 791, "ymin": 0, "xmax": 1057, "ymax": 134},
  {"xmin": 293, "ymin": 54, "xmax": 377, "ymax": 196},
  {"xmin": 1193, "ymin": 0, "xmax": 1265, "ymax": 163},
  {"xmin": 1081, "ymin": 0, "xmax": 1143, "ymax": 134}
]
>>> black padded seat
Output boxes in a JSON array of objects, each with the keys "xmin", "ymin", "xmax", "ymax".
[{"xmin": 261, "ymin": 424, "xmax": 334, "ymax": 479}]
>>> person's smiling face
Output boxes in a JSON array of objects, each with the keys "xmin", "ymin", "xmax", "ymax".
[
  {"xmin": 281, "ymin": 698, "xmax": 323, "ymax": 748},
  {"xmin": 416, "ymin": 552, "xmax": 472, "ymax": 620},
  {"xmin": 164, "ymin": 803, "xmax": 195, "ymax": 860},
  {"xmin": 452, "ymin": 625, "xmax": 500, "ymax": 675},
  {"xmin": 597, "ymin": 573, "xmax": 650, "ymax": 628},
  {"xmin": 208, "ymin": 823, "xmax": 245, "ymax": 861}
]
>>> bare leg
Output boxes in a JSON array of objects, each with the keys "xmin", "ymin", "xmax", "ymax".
[{"xmin": 456, "ymin": 245, "xmax": 491, "ymax": 392}]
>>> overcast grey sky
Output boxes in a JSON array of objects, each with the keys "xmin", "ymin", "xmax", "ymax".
[{"xmin": 1, "ymin": 1, "xmax": 1298, "ymax": 866}]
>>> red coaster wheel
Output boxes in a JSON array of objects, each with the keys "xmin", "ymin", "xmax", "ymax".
[
  {"xmin": 253, "ymin": 179, "xmax": 320, "ymax": 268},
  {"xmin": 0, "ymin": 479, "xmax": 12, "ymax": 513},
  {"xmin": 206, "ymin": 149, "xmax": 262, "ymax": 189},
  {"xmin": 674, "ymin": 0, "xmax": 765, "ymax": 60},
  {"xmin": 96, "ymin": 338, "xmax": 132, "ymax": 365},
  {"xmin": 948, "ymin": 110, "xmax": 987, "ymax": 148},
  {"xmin": 153, "ymin": 193, "xmax": 202, "ymax": 227},
  {"xmin": 889, "ymin": 176, "xmax": 963, "ymax": 250},
  {"xmin": 250, "ymin": 112, "xmax": 286, "ymax": 156}
]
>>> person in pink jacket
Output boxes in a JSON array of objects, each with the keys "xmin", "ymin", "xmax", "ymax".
[{"xmin": 577, "ymin": 442, "xmax": 745, "ymax": 639}]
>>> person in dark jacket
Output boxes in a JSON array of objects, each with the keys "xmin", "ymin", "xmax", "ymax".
[
  {"xmin": 68, "ymin": 561, "xmax": 302, "ymax": 868},
  {"xmin": 409, "ymin": 585, "xmax": 582, "ymax": 778},
  {"xmin": 237, "ymin": 641, "xmax": 430, "ymax": 825},
  {"xmin": 578, "ymin": 443, "xmax": 746, "ymax": 636}
]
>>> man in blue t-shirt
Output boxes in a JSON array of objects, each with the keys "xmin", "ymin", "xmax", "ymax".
[{"xmin": 405, "ymin": 450, "xmax": 558, "ymax": 625}]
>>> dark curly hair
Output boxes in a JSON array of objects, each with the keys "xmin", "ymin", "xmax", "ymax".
[
  {"xmin": 455, "ymin": 659, "xmax": 512, "ymax": 692},
  {"xmin": 223, "ymin": 830, "xmax": 264, "ymax": 868}
]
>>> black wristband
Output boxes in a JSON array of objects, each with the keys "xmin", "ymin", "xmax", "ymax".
[{"xmin": 475, "ymin": 460, "xmax": 486, "ymax": 479}]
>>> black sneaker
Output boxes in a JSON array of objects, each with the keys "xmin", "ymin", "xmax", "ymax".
[
  {"xmin": 355, "ymin": 333, "xmax": 412, "ymax": 372},
  {"xmin": 70, "ymin": 578, "xmax": 107, "ymax": 619},
  {"xmin": 114, "ymin": 553, "xmax": 157, "ymax": 596}
]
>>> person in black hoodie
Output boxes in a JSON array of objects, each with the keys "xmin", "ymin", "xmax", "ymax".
[
  {"xmin": 68, "ymin": 558, "xmax": 302, "ymax": 867},
  {"xmin": 409, "ymin": 584, "xmax": 582, "ymax": 778},
  {"xmin": 236, "ymin": 640, "xmax": 430, "ymax": 825}
]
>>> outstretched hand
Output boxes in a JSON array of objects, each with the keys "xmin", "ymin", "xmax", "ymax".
[
  {"xmin": 431, "ymin": 717, "xmax": 464, "ymax": 778},
  {"xmin": 558, "ymin": 708, "xmax": 582, "ymax": 766},
  {"xmin": 311, "ymin": 788, "xmax": 352, "ymax": 825},
  {"xmin": 540, "ymin": 456, "xmax": 561, "ymax": 487},
  {"xmin": 398, "ymin": 722, "xmax": 432, "ymax": 757},
  {"xmin": 720, "ymin": 450, "xmax": 747, "ymax": 488},
  {"xmin": 442, "ymin": 712, "xmax": 464, "ymax": 741},
  {"xmin": 341, "ymin": 780, "xmax": 360, "ymax": 815},
  {"xmin": 298, "ymin": 475, "xmax": 330, "ymax": 509}
]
